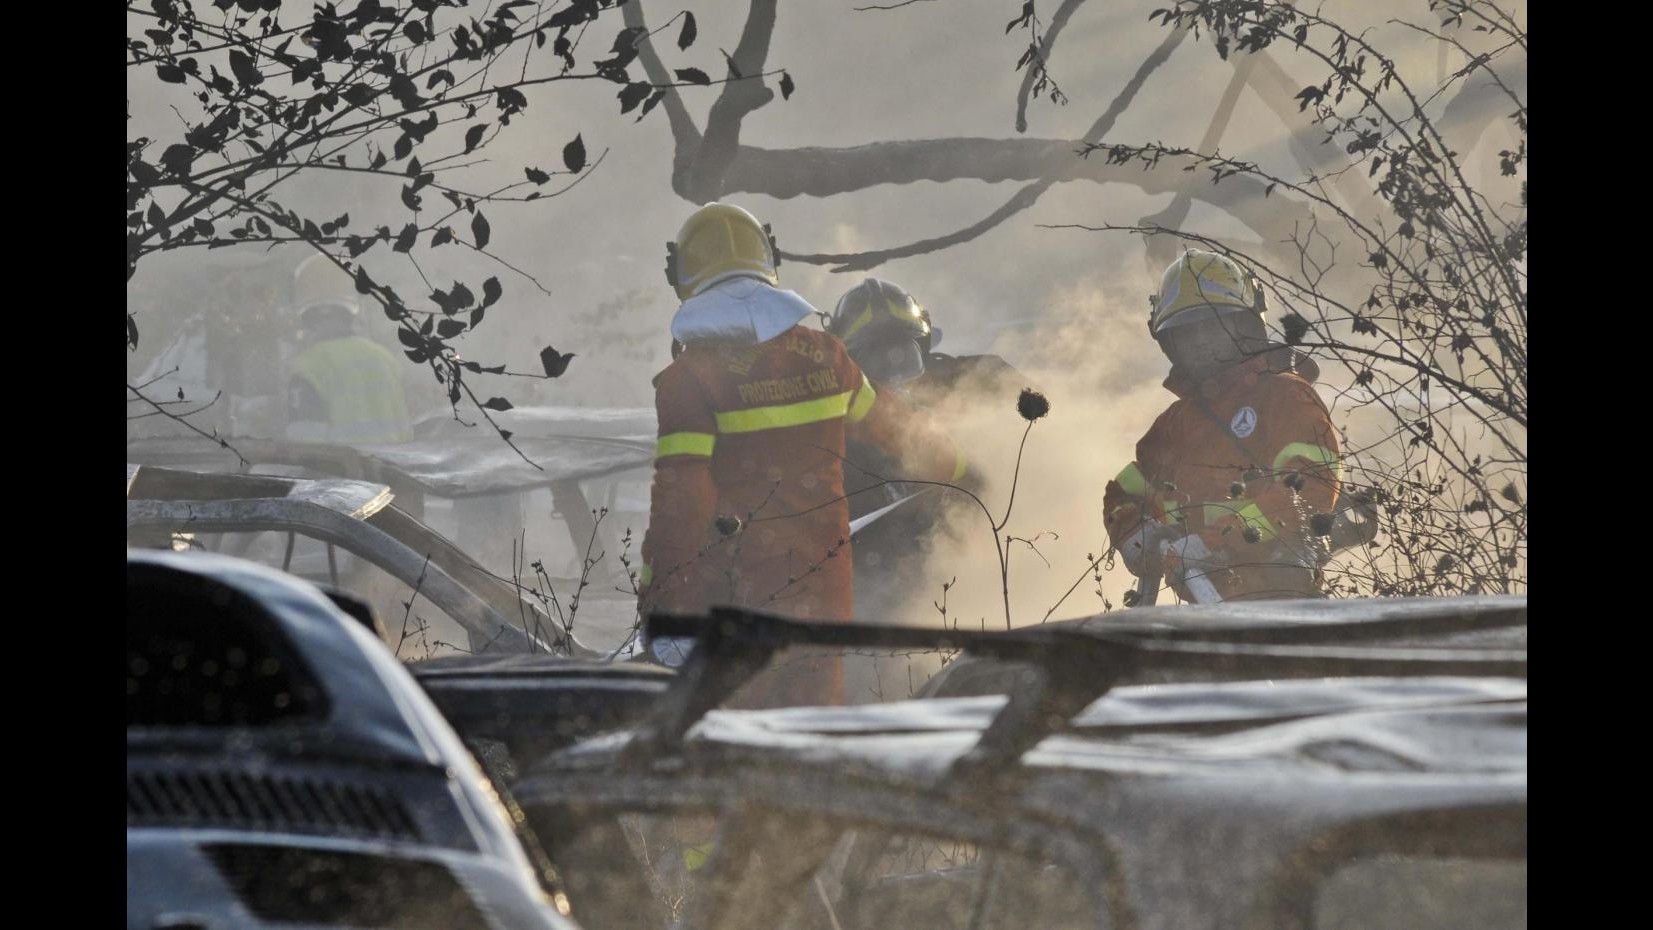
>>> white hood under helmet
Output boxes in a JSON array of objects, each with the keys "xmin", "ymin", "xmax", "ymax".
[{"xmin": 670, "ymin": 276, "xmax": 817, "ymax": 346}]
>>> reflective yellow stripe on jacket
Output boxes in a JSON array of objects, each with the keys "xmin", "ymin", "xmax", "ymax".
[
  {"xmin": 1108, "ymin": 461, "xmax": 1151, "ymax": 523},
  {"xmin": 712, "ymin": 374, "xmax": 878, "ymax": 434},
  {"xmin": 1164, "ymin": 498, "xmax": 1281, "ymax": 542},
  {"xmin": 1273, "ymin": 442, "xmax": 1343, "ymax": 481},
  {"xmin": 715, "ymin": 390, "xmax": 853, "ymax": 433},
  {"xmin": 846, "ymin": 375, "xmax": 876, "ymax": 424},
  {"xmin": 1114, "ymin": 461, "xmax": 1149, "ymax": 497},
  {"xmin": 658, "ymin": 374, "xmax": 890, "ymax": 468},
  {"xmin": 657, "ymin": 432, "xmax": 716, "ymax": 459}
]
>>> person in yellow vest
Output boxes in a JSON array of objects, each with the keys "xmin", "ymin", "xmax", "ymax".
[{"xmin": 285, "ymin": 254, "xmax": 413, "ymax": 445}]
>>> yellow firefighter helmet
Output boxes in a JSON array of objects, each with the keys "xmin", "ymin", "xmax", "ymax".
[
  {"xmin": 664, "ymin": 202, "xmax": 780, "ymax": 301},
  {"xmin": 1149, "ymin": 249, "xmax": 1264, "ymax": 336},
  {"xmin": 291, "ymin": 253, "xmax": 359, "ymax": 315}
]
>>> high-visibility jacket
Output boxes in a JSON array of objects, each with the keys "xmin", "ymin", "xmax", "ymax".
[
  {"xmin": 1102, "ymin": 350, "xmax": 1342, "ymax": 602},
  {"xmin": 641, "ymin": 324, "xmax": 963, "ymax": 705},
  {"xmin": 288, "ymin": 336, "xmax": 413, "ymax": 444}
]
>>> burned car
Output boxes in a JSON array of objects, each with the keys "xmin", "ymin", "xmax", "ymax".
[
  {"xmin": 510, "ymin": 597, "xmax": 1526, "ymax": 930},
  {"xmin": 126, "ymin": 549, "xmax": 579, "ymax": 930},
  {"xmin": 126, "ymin": 418, "xmax": 656, "ymax": 655},
  {"xmin": 410, "ymin": 654, "xmax": 674, "ymax": 784},
  {"xmin": 127, "ymin": 463, "xmax": 595, "ymax": 657}
]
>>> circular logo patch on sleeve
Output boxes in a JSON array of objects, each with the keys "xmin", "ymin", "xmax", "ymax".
[{"xmin": 1230, "ymin": 406, "xmax": 1258, "ymax": 438}]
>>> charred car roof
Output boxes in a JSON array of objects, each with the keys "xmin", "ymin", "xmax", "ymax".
[
  {"xmin": 411, "ymin": 654, "xmax": 673, "ymax": 764},
  {"xmin": 512, "ymin": 597, "xmax": 1526, "ymax": 930},
  {"xmin": 127, "ymin": 464, "xmax": 590, "ymax": 656}
]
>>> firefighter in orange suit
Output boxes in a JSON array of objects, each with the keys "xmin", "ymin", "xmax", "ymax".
[
  {"xmin": 639, "ymin": 204, "xmax": 966, "ymax": 705},
  {"xmin": 1103, "ymin": 250, "xmax": 1343, "ymax": 603}
]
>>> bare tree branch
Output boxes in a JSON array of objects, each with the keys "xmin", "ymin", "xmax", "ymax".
[
  {"xmin": 1243, "ymin": 44, "xmax": 1377, "ymax": 214},
  {"xmin": 628, "ymin": 2, "xmax": 1353, "ymax": 273},
  {"xmin": 126, "ymin": 383, "xmax": 247, "ymax": 466},
  {"xmin": 1014, "ymin": 0, "xmax": 1086, "ymax": 133},
  {"xmin": 687, "ymin": 0, "xmax": 780, "ymax": 201},
  {"xmin": 622, "ymin": 0, "xmax": 705, "ymax": 183},
  {"xmin": 854, "ymin": 0, "xmax": 944, "ymax": 11},
  {"xmin": 1141, "ymin": 32, "xmax": 1261, "ymax": 273},
  {"xmin": 775, "ymin": 25, "xmax": 1192, "ymax": 272}
]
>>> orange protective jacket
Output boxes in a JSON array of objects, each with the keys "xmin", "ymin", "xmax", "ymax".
[
  {"xmin": 641, "ymin": 325, "xmax": 963, "ymax": 703},
  {"xmin": 1102, "ymin": 350, "xmax": 1342, "ymax": 602}
]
